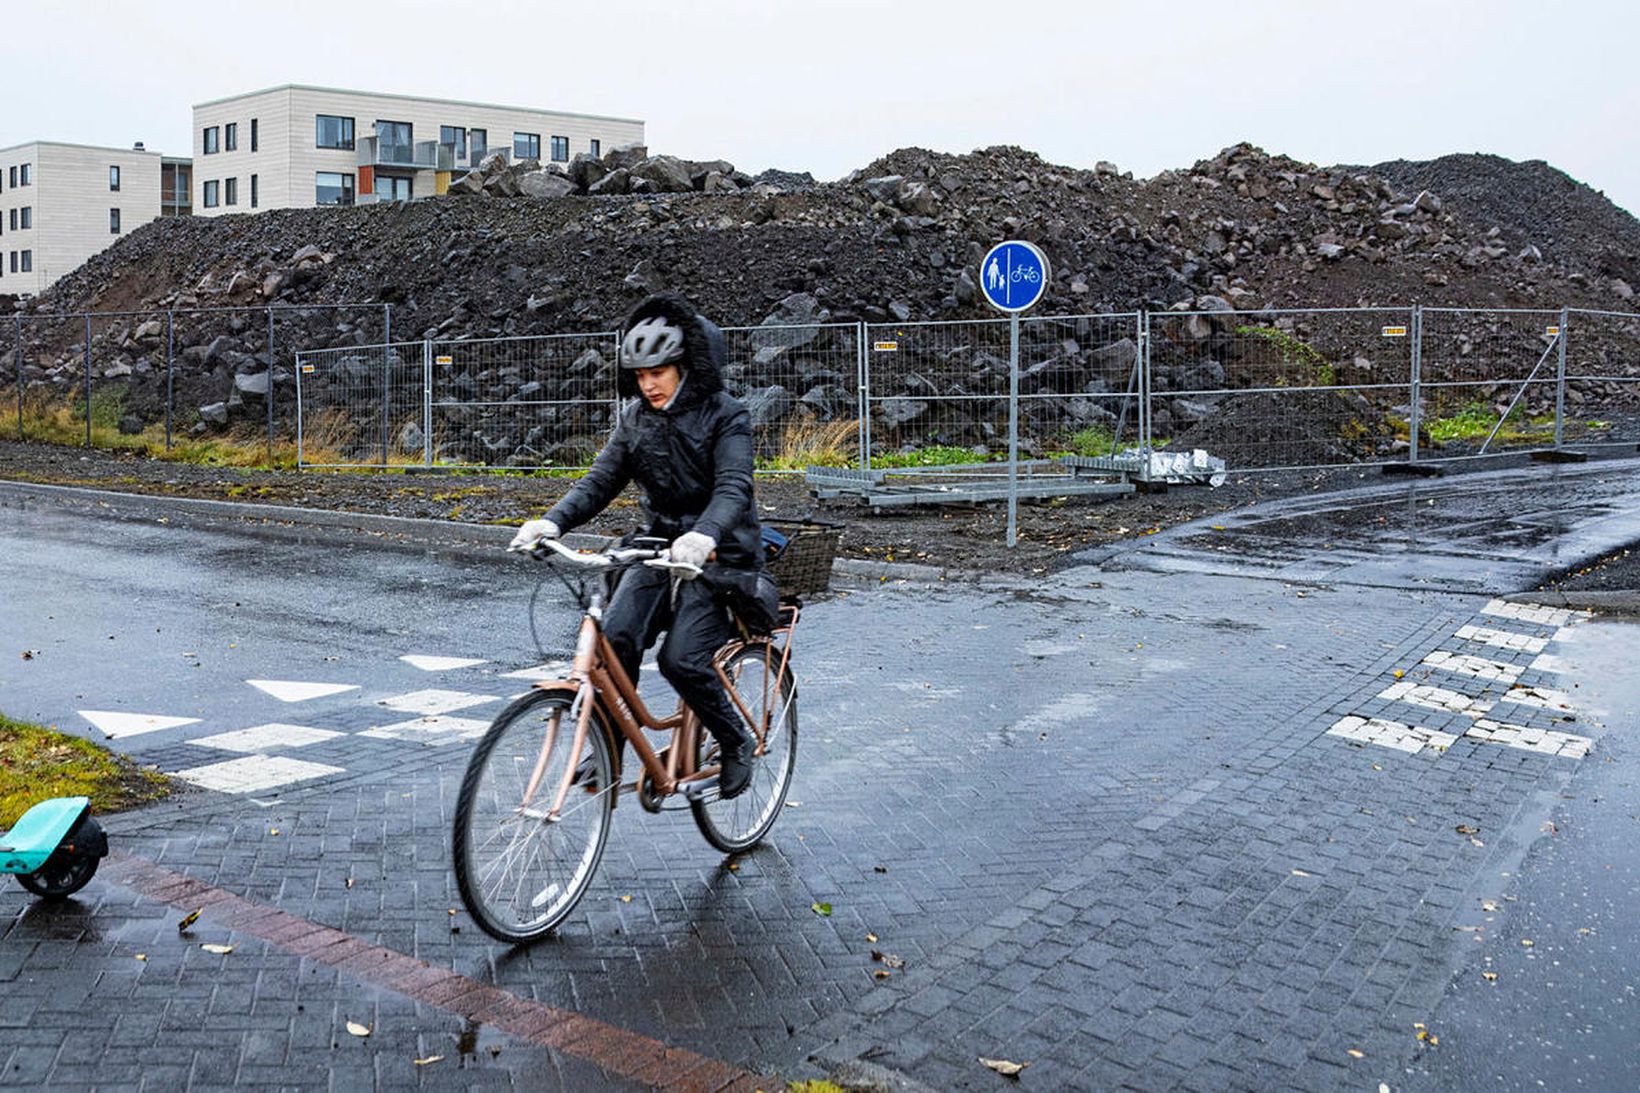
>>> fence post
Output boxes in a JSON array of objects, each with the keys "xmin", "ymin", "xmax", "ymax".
[
  {"xmin": 1006, "ymin": 313, "xmax": 1020, "ymax": 548},
  {"xmin": 1138, "ymin": 311, "xmax": 1152, "ymax": 471},
  {"xmin": 422, "ymin": 339, "xmax": 433, "ymax": 468},
  {"xmin": 13, "ymin": 315, "xmax": 21, "ymax": 440},
  {"xmin": 265, "ymin": 306, "xmax": 276, "ymax": 468},
  {"xmin": 380, "ymin": 305, "xmax": 393, "ymax": 469},
  {"xmin": 294, "ymin": 346, "xmax": 305, "ymax": 469},
  {"xmin": 858, "ymin": 322, "xmax": 872, "ymax": 471},
  {"xmin": 383, "ymin": 303, "xmax": 392, "ymax": 346},
  {"xmin": 1408, "ymin": 305, "xmax": 1423, "ymax": 464},
  {"xmin": 165, "ymin": 310, "xmax": 175, "ymax": 451},
  {"xmin": 83, "ymin": 313, "xmax": 93, "ymax": 447},
  {"xmin": 1553, "ymin": 306, "xmax": 1568, "ymax": 450}
]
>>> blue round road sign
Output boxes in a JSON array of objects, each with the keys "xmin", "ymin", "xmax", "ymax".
[{"xmin": 979, "ymin": 240, "xmax": 1051, "ymax": 313}]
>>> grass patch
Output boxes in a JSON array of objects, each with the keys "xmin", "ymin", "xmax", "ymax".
[
  {"xmin": 871, "ymin": 445, "xmax": 1004, "ymax": 469},
  {"xmin": 757, "ymin": 418, "xmax": 859, "ymax": 472},
  {"xmin": 0, "ymin": 712, "xmax": 172, "ymax": 828},
  {"xmin": 1425, "ymin": 400, "xmax": 1554, "ymax": 444},
  {"xmin": 1045, "ymin": 423, "xmax": 1122, "ymax": 459},
  {"xmin": 1237, "ymin": 325, "xmax": 1335, "ymax": 385}
]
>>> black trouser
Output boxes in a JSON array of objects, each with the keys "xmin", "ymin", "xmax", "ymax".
[{"xmin": 602, "ymin": 566, "xmax": 749, "ymax": 752}]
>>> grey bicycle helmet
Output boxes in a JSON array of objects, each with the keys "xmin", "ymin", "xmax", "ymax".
[{"xmin": 620, "ymin": 316, "xmax": 686, "ymax": 369}]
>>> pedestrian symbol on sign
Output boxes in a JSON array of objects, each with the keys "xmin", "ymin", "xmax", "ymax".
[{"xmin": 987, "ymin": 255, "xmax": 1003, "ymax": 294}]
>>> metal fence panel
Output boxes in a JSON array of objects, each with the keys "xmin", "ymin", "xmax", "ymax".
[
  {"xmin": 1147, "ymin": 307, "xmax": 1414, "ymax": 470},
  {"xmin": 1016, "ymin": 312, "xmax": 1146, "ymax": 457},
  {"xmin": 294, "ymin": 341, "xmax": 428, "ymax": 467},
  {"xmin": 861, "ymin": 317, "xmax": 1014, "ymax": 467},
  {"xmin": 720, "ymin": 321, "xmax": 863, "ymax": 469},
  {"xmin": 1563, "ymin": 309, "xmax": 1640, "ymax": 450},
  {"xmin": 1419, "ymin": 308, "xmax": 1563, "ymax": 457},
  {"xmin": 426, "ymin": 332, "xmax": 620, "ymax": 469}
]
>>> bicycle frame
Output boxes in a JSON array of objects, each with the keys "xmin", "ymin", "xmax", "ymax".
[{"xmin": 528, "ymin": 586, "xmax": 800, "ymax": 821}]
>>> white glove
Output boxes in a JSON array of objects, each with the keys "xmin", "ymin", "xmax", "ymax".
[
  {"xmin": 669, "ymin": 531, "xmax": 716, "ymax": 568},
  {"xmin": 509, "ymin": 518, "xmax": 560, "ymax": 551}
]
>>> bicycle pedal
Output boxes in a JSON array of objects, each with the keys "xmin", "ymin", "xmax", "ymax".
[{"xmin": 682, "ymin": 777, "xmax": 721, "ymax": 804}]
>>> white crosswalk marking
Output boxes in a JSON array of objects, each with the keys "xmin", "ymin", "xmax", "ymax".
[
  {"xmin": 1328, "ymin": 716, "xmax": 1459, "ymax": 754},
  {"xmin": 377, "ymin": 689, "xmax": 502, "ymax": 715},
  {"xmin": 174, "ymin": 754, "xmax": 345, "ymax": 793},
  {"xmin": 359, "ymin": 715, "xmax": 492, "ymax": 745},
  {"xmin": 1530, "ymin": 653, "xmax": 1570, "ymax": 674},
  {"xmin": 399, "ymin": 654, "xmax": 488, "ymax": 672},
  {"xmin": 191, "ymin": 723, "xmax": 343, "ymax": 752},
  {"xmin": 1378, "ymin": 680, "xmax": 1494, "ymax": 718},
  {"xmin": 1499, "ymin": 684, "xmax": 1574, "ymax": 711},
  {"xmin": 500, "ymin": 662, "xmax": 571, "ymax": 681},
  {"xmin": 1453, "ymin": 624, "xmax": 1548, "ymax": 654},
  {"xmin": 247, "ymin": 679, "xmax": 361, "ymax": 703},
  {"xmin": 1421, "ymin": 650, "xmax": 1524, "ymax": 684},
  {"xmin": 1467, "ymin": 718, "xmax": 1591, "ymax": 758},
  {"xmin": 1482, "ymin": 600, "xmax": 1590, "ymax": 627}
]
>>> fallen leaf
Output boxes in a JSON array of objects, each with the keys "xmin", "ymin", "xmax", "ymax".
[
  {"xmin": 177, "ymin": 909, "xmax": 202, "ymax": 932},
  {"xmin": 134, "ymin": 953, "xmax": 147, "ymax": 962},
  {"xmin": 811, "ymin": 902, "xmax": 832, "ymax": 917},
  {"xmin": 1482, "ymin": 971, "xmax": 1498, "ymax": 981},
  {"xmin": 620, "ymin": 895, "xmax": 633, "ymax": 903},
  {"xmin": 1393, "ymin": 669, "xmax": 1405, "ymax": 679},
  {"xmin": 1481, "ymin": 900, "xmax": 1500, "ymax": 912},
  {"xmin": 201, "ymin": 943, "xmax": 234, "ymax": 955},
  {"xmin": 784, "ymin": 801, "xmax": 802, "ymax": 808},
  {"xmin": 866, "ymin": 933, "xmax": 878, "ymax": 943},
  {"xmin": 1542, "ymin": 821, "xmax": 1558, "ymax": 835},
  {"xmin": 20, "ymin": 650, "xmax": 38, "ymax": 660},
  {"xmin": 1291, "ymin": 868, "xmax": 1312, "ymax": 877},
  {"xmin": 1521, "ymin": 938, "xmax": 1534, "ymax": 947},
  {"xmin": 873, "ymin": 865, "xmax": 888, "ymax": 874},
  {"xmin": 1371, "ymin": 763, "xmax": 1383, "ymax": 771},
  {"xmin": 1470, "ymin": 837, "xmax": 1485, "ymax": 848},
  {"xmin": 979, "ymin": 1057, "xmax": 1029, "ymax": 1077},
  {"xmin": 1346, "ymin": 1048, "xmax": 1365, "ymax": 1059},
  {"xmin": 413, "ymin": 1055, "xmax": 444, "ymax": 1066},
  {"xmin": 727, "ymin": 862, "xmax": 740, "ymax": 872},
  {"xmin": 345, "ymin": 878, "xmax": 355, "ymax": 889},
  {"xmin": 871, "ymin": 950, "xmax": 906, "ymax": 970},
  {"xmin": 873, "ymin": 969, "xmax": 890, "ymax": 980},
  {"xmin": 346, "ymin": 1021, "xmax": 371, "ymax": 1037},
  {"xmin": 269, "ymin": 828, "xmax": 280, "ymax": 836},
  {"xmin": 1455, "ymin": 824, "xmax": 1479, "ymax": 835}
]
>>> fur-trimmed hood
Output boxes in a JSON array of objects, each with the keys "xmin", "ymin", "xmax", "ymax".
[{"xmin": 617, "ymin": 293, "xmax": 728, "ymax": 407}]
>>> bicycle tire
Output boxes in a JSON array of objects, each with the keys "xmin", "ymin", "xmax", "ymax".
[
  {"xmin": 691, "ymin": 647, "xmax": 798, "ymax": 853},
  {"xmin": 453, "ymin": 689, "xmax": 614, "ymax": 942}
]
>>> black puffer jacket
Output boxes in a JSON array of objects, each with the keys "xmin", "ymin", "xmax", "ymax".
[{"xmin": 544, "ymin": 294, "xmax": 763, "ymax": 568}]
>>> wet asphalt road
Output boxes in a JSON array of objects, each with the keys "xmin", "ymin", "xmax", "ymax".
[{"xmin": 2, "ymin": 461, "xmax": 1640, "ymax": 1089}]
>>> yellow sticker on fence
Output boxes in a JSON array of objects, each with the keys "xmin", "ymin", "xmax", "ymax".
[
  {"xmin": 1545, "ymin": 326, "xmax": 1560, "ymax": 336},
  {"xmin": 300, "ymin": 364, "xmax": 315, "ymax": 374},
  {"xmin": 436, "ymin": 355, "xmax": 453, "ymax": 365},
  {"xmin": 1381, "ymin": 326, "xmax": 1408, "ymax": 337},
  {"xmin": 873, "ymin": 341, "xmax": 899, "ymax": 352}
]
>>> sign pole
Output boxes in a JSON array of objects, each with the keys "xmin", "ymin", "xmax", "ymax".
[{"xmin": 1007, "ymin": 312, "xmax": 1019, "ymax": 548}]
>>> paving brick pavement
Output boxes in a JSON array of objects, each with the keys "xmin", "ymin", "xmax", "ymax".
[{"xmin": 4, "ymin": 485, "xmax": 1631, "ymax": 1089}]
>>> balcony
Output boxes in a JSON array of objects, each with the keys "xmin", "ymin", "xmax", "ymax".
[{"xmin": 356, "ymin": 137, "xmax": 454, "ymax": 172}]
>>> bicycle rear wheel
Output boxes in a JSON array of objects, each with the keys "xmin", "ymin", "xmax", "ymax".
[
  {"xmin": 692, "ymin": 647, "xmax": 798, "ymax": 853},
  {"xmin": 453, "ymin": 690, "xmax": 614, "ymax": 942}
]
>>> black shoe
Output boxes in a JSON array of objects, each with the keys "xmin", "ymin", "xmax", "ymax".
[{"xmin": 717, "ymin": 733, "xmax": 755, "ymax": 800}]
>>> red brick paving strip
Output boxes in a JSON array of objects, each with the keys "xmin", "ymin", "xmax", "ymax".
[{"xmin": 104, "ymin": 852, "xmax": 776, "ymax": 1092}]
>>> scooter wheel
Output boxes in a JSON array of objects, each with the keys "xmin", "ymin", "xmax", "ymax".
[{"xmin": 17, "ymin": 816, "xmax": 105, "ymax": 900}]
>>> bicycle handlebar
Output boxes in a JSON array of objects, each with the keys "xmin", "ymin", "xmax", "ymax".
[{"xmin": 509, "ymin": 537, "xmax": 701, "ymax": 579}]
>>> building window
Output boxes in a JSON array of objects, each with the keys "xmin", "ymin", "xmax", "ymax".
[
  {"xmin": 225, "ymin": 123, "xmax": 238, "ymax": 152},
  {"xmin": 550, "ymin": 136, "xmax": 569, "ymax": 162},
  {"xmin": 110, "ymin": 208, "xmax": 121, "ymax": 234},
  {"xmin": 7, "ymin": 210, "xmax": 13, "ymax": 231},
  {"xmin": 315, "ymin": 171, "xmax": 355, "ymax": 206},
  {"xmin": 376, "ymin": 175, "xmax": 412, "ymax": 202},
  {"xmin": 250, "ymin": 118, "xmax": 258, "ymax": 153},
  {"xmin": 471, "ymin": 129, "xmax": 487, "ymax": 159},
  {"xmin": 19, "ymin": 163, "xmax": 30, "ymax": 186},
  {"xmin": 19, "ymin": 207, "xmax": 29, "ymax": 229},
  {"xmin": 440, "ymin": 126, "xmax": 467, "ymax": 162},
  {"xmin": 250, "ymin": 174, "xmax": 258, "ymax": 209},
  {"xmin": 7, "ymin": 166, "xmax": 15, "ymax": 188},
  {"xmin": 8, "ymin": 252, "xmax": 15, "ymax": 273},
  {"xmin": 19, "ymin": 251, "xmax": 29, "ymax": 273},
  {"xmin": 203, "ymin": 127, "xmax": 220, "ymax": 154},
  {"xmin": 316, "ymin": 115, "xmax": 355, "ymax": 150},
  {"xmin": 110, "ymin": 165, "xmax": 121, "ymax": 191},
  {"xmin": 203, "ymin": 180, "xmax": 220, "ymax": 208},
  {"xmin": 375, "ymin": 120, "xmax": 413, "ymax": 164},
  {"xmin": 589, "ymin": 139, "xmax": 600, "ymax": 158},
  {"xmin": 513, "ymin": 132, "xmax": 540, "ymax": 160},
  {"xmin": 225, "ymin": 177, "xmax": 238, "ymax": 206}
]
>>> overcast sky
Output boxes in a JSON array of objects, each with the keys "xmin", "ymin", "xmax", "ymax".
[{"xmin": 10, "ymin": 0, "xmax": 1637, "ymax": 214}]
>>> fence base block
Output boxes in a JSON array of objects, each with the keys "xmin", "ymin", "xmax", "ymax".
[
  {"xmin": 1531, "ymin": 449, "xmax": 1590, "ymax": 464},
  {"xmin": 1382, "ymin": 462, "xmax": 1446, "ymax": 478}
]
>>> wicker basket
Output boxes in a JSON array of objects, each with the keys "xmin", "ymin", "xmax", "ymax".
[{"xmin": 765, "ymin": 520, "xmax": 841, "ymax": 599}]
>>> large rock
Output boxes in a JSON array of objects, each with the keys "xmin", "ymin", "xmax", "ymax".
[
  {"xmin": 630, "ymin": 155, "xmax": 695, "ymax": 193},
  {"xmin": 741, "ymin": 385, "xmax": 794, "ymax": 429},
  {"xmin": 234, "ymin": 371, "xmax": 271, "ymax": 402},
  {"xmin": 603, "ymin": 143, "xmax": 648, "ymax": 170},
  {"xmin": 568, "ymin": 153, "xmax": 608, "ymax": 190},
  {"xmin": 861, "ymin": 175, "xmax": 903, "ymax": 204},
  {"xmin": 447, "ymin": 170, "xmax": 485, "ymax": 195},
  {"xmin": 198, "ymin": 401, "xmax": 229, "ymax": 425},
  {"xmin": 519, "ymin": 170, "xmax": 575, "ymax": 199},
  {"xmin": 588, "ymin": 168, "xmax": 630, "ymax": 196},
  {"xmin": 749, "ymin": 293, "xmax": 828, "ymax": 354},
  {"xmin": 895, "ymin": 179, "xmax": 939, "ymax": 216},
  {"xmin": 877, "ymin": 397, "xmax": 928, "ymax": 429}
]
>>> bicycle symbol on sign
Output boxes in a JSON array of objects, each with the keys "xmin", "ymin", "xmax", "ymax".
[{"xmin": 1010, "ymin": 266, "xmax": 1041, "ymax": 283}]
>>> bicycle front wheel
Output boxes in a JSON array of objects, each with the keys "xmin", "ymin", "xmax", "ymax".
[
  {"xmin": 692, "ymin": 647, "xmax": 798, "ymax": 853},
  {"xmin": 453, "ymin": 690, "xmax": 614, "ymax": 942}
]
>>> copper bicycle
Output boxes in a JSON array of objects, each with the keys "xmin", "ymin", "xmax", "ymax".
[{"xmin": 452, "ymin": 537, "xmax": 800, "ymax": 943}]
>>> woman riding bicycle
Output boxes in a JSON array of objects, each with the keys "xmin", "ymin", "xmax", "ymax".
[{"xmin": 509, "ymin": 293, "xmax": 766, "ymax": 799}]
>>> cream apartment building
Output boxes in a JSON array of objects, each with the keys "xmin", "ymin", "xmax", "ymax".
[
  {"xmin": 0, "ymin": 141, "xmax": 182, "ymax": 295},
  {"xmin": 191, "ymin": 85, "xmax": 645, "ymax": 215}
]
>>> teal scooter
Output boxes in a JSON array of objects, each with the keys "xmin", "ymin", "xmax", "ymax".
[{"xmin": 0, "ymin": 797, "xmax": 108, "ymax": 899}]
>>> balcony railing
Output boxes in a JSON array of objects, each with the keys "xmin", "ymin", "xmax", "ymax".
[{"xmin": 356, "ymin": 137, "xmax": 455, "ymax": 171}]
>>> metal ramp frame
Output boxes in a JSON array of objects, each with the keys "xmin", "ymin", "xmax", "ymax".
[{"xmin": 806, "ymin": 458, "xmax": 1141, "ymax": 509}]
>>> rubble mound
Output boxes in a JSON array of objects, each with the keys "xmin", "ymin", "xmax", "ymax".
[
  {"xmin": 10, "ymin": 140, "xmax": 1640, "ymax": 461},
  {"xmin": 1166, "ymin": 389, "xmax": 1402, "ymax": 467}
]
